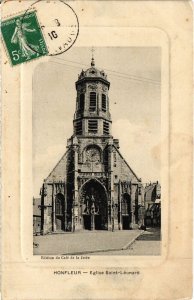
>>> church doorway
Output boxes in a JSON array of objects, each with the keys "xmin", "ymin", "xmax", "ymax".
[
  {"xmin": 83, "ymin": 215, "xmax": 91, "ymax": 230},
  {"xmin": 95, "ymin": 215, "xmax": 102, "ymax": 230},
  {"xmin": 122, "ymin": 216, "xmax": 130, "ymax": 230},
  {"xmin": 56, "ymin": 217, "xmax": 63, "ymax": 230},
  {"xmin": 55, "ymin": 193, "xmax": 65, "ymax": 231},
  {"xmin": 122, "ymin": 193, "xmax": 131, "ymax": 230},
  {"xmin": 80, "ymin": 179, "xmax": 108, "ymax": 230}
]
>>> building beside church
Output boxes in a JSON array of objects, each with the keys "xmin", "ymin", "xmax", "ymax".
[
  {"xmin": 144, "ymin": 181, "xmax": 161, "ymax": 227},
  {"xmin": 39, "ymin": 57, "xmax": 145, "ymax": 234},
  {"xmin": 33, "ymin": 198, "xmax": 41, "ymax": 235}
]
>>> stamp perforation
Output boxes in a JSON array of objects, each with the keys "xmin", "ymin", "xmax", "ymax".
[{"xmin": 1, "ymin": 8, "xmax": 36, "ymax": 22}]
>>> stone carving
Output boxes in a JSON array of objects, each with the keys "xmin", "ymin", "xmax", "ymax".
[
  {"xmin": 77, "ymin": 85, "xmax": 86, "ymax": 92},
  {"xmin": 88, "ymin": 84, "xmax": 98, "ymax": 90},
  {"xmin": 54, "ymin": 182, "xmax": 65, "ymax": 194}
]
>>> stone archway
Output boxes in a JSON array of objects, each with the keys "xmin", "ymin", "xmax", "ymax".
[
  {"xmin": 121, "ymin": 193, "xmax": 132, "ymax": 230},
  {"xmin": 80, "ymin": 179, "xmax": 108, "ymax": 230}
]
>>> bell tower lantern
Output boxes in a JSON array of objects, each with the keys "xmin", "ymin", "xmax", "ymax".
[{"xmin": 73, "ymin": 57, "xmax": 112, "ymax": 137}]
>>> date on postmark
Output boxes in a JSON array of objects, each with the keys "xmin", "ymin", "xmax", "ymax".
[{"xmin": 1, "ymin": 11, "xmax": 48, "ymax": 66}]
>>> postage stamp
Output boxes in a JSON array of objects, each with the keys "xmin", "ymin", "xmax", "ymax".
[{"xmin": 1, "ymin": 11, "xmax": 48, "ymax": 66}]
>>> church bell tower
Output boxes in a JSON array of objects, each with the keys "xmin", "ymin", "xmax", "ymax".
[
  {"xmin": 66, "ymin": 56, "xmax": 117, "ymax": 232},
  {"xmin": 73, "ymin": 56, "xmax": 112, "ymax": 138}
]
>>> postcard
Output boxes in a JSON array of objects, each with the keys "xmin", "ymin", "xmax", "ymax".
[{"xmin": 1, "ymin": 1, "xmax": 192, "ymax": 299}]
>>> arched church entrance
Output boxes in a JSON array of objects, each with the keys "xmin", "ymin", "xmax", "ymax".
[
  {"xmin": 122, "ymin": 193, "xmax": 131, "ymax": 230},
  {"xmin": 55, "ymin": 193, "xmax": 65, "ymax": 231},
  {"xmin": 80, "ymin": 179, "xmax": 108, "ymax": 230}
]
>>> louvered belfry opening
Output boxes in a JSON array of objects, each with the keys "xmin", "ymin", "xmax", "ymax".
[
  {"xmin": 75, "ymin": 120, "xmax": 82, "ymax": 135},
  {"xmin": 102, "ymin": 94, "xmax": 106, "ymax": 112},
  {"xmin": 103, "ymin": 121, "xmax": 109, "ymax": 135},
  {"xmin": 88, "ymin": 119, "xmax": 98, "ymax": 134},
  {"xmin": 89, "ymin": 92, "xmax": 97, "ymax": 111}
]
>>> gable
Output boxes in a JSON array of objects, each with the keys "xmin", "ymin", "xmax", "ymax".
[
  {"xmin": 45, "ymin": 150, "xmax": 68, "ymax": 183},
  {"xmin": 113, "ymin": 146, "xmax": 140, "ymax": 182}
]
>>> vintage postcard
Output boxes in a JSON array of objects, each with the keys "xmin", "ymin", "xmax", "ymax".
[{"xmin": 1, "ymin": 1, "xmax": 192, "ymax": 299}]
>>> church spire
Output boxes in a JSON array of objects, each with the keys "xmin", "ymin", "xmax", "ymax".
[
  {"xmin": 91, "ymin": 47, "xmax": 95, "ymax": 67},
  {"xmin": 91, "ymin": 57, "xmax": 95, "ymax": 67}
]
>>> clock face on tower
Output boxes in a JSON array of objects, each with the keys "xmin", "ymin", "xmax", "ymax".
[{"xmin": 86, "ymin": 147, "xmax": 100, "ymax": 162}]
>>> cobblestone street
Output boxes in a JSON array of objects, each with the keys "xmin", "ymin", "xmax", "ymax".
[{"xmin": 33, "ymin": 228, "xmax": 160, "ymax": 255}]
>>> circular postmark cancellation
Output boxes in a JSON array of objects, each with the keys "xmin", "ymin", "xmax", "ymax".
[{"xmin": 22, "ymin": 0, "xmax": 79, "ymax": 56}]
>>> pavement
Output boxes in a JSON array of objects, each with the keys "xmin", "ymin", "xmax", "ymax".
[
  {"xmin": 88, "ymin": 228, "xmax": 161, "ymax": 255},
  {"xmin": 33, "ymin": 230, "xmax": 143, "ymax": 255}
]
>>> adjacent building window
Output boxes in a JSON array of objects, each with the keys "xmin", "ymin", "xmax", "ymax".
[
  {"xmin": 75, "ymin": 121, "xmax": 82, "ymax": 135},
  {"xmin": 89, "ymin": 92, "xmax": 97, "ymax": 111},
  {"xmin": 102, "ymin": 94, "xmax": 107, "ymax": 112},
  {"xmin": 88, "ymin": 119, "xmax": 98, "ymax": 134},
  {"xmin": 103, "ymin": 121, "xmax": 109, "ymax": 135},
  {"xmin": 79, "ymin": 94, "xmax": 85, "ymax": 111}
]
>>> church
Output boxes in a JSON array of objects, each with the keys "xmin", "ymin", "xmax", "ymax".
[{"xmin": 39, "ymin": 56, "xmax": 144, "ymax": 234}]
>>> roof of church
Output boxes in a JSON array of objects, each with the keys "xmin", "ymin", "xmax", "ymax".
[
  {"xmin": 77, "ymin": 57, "xmax": 109, "ymax": 82},
  {"xmin": 113, "ymin": 144, "xmax": 141, "ymax": 183}
]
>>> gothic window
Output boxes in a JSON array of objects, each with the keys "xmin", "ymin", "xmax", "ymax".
[
  {"xmin": 89, "ymin": 92, "xmax": 97, "ymax": 111},
  {"xmin": 88, "ymin": 119, "xmax": 98, "ymax": 134},
  {"xmin": 122, "ymin": 200, "xmax": 128, "ymax": 215},
  {"xmin": 56, "ymin": 200, "xmax": 62, "ymax": 215},
  {"xmin": 75, "ymin": 121, "xmax": 82, "ymax": 135},
  {"xmin": 79, "ymin": 94, "xmax": 85, "ymax": 111},
  {"xmin": 122, "ymin": 194, "xmax": 131, "ymax": 215},
  {"xmin": 55, "ymin": 193, "xmax": 64, "ymax": 215},
  {"xmin": 103, "ymin": 121, "xmax": 109, "ymax": 135},
  {"xmin": 102, "ymin": 94, "xmax": 106, "ymax": 112}
]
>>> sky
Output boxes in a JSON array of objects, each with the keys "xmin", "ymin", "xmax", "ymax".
[{"xmin": 33, "ymin": 47, "xmax": 161, "ymax": 198}]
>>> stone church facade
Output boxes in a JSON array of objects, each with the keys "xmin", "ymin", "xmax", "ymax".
[{"xmin": 39, "ymin": 57, "xmax": 144, "ymax": 234}]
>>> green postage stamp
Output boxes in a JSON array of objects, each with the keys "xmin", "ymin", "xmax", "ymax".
[{"xmin": 1, "ymin": 11, "xmax": 48, "ymax": 66}]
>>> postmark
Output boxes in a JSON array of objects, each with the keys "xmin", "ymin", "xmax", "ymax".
[
  {"xmin": 1, "ymin": 11, "xmax": 48, "ymax": 66},
  {"xmin": 23, "ymin": 0, "xmax": 79, "ymax": 56}
]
